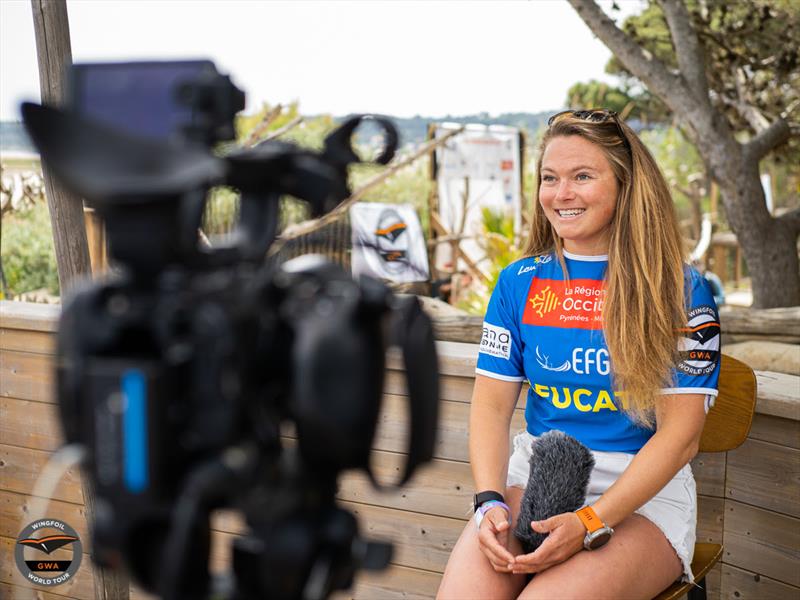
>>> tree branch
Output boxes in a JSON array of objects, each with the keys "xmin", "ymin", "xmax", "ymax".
[
  {"xmin": 733, "ymin": 68, "xmax": 770, "ymax": 133},
  {"xmin": 658, "ymin": 0, "xmax": 711, "ymax": 106},
  {"xmin": 743, "ymin": 118, "xmax": 791, "ymax": 162},
  {"xmin": 567, "ymin": 0, "xmax": 692, "ymax": 116},
  {"xmin": 270, "ymin": 126, "xmax": 465, "ymax": 254}
]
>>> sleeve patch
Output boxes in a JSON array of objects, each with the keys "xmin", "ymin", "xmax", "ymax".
[
  {"xmin": 480, "ymin": 322, "xmax": 513, "ymax": 360},
  {"xmin": 677, "ymin": 305, "xmax": 720, "ymax": 376}
]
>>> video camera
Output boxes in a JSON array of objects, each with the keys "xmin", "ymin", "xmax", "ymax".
[{"xmin": 22, "ymin": 60, "xmax": 439, "ymax": 600}]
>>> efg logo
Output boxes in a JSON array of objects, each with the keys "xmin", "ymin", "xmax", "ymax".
[{"xmin": 15, "ymin": 518, "xmax": 83, "ymax": 587}]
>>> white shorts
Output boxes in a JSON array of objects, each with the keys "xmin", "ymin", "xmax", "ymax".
[{"xmin": 507, "ymin": 431, "xmax": 696, "ymax": 582}]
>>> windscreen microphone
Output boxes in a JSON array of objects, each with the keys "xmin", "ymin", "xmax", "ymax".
[{"xmin": 514, "ymin": 430, "xmax": 595, "ymax": 553}]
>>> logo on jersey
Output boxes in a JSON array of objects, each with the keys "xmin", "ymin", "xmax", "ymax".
[
  {"xmin": 535, "ymin": 346, "xmax": 610, "ymax": 375},
  {"xmin": 531, "ymin": 381, "xmax": 629, "ymax": 412},
  {"xmin": 535, "ymin": 346, "xmax": 570, "ymax": 371},
  {"xmin": 529, "ymin": 286, "xmax": 561, "ymax": 318},
  {"xmin": 523, "ymin": 278, "xmax": 605, "ymax": 330},
  {"xmin": 517, "ymin": 254, "xmax": 553, "ymax": 276},
  {"xmin": 677, "ymin": 305, "xmax": 720, "ymax": 376},
  {"xmin": 480, "ymin": 322, "xmax": 512, "ymax": 360}
]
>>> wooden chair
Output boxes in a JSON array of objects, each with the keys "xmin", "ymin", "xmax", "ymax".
[{"xmin": 653, "ymin": 354, "xmax": 757, "ymax": 600}]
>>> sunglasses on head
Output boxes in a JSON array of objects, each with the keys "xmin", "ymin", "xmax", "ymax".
[{"xmin": 547, "ymin": 109, "xmax": 631, "ymax": 151}]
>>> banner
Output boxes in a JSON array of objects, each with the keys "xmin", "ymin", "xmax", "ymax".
[
  {"xmin": 433, "ymin": 123, "xmax": 522, "ymax": 275},
  {"xmin": 350, "ymin": 202, "xmax": 429, "ymax": 282}
]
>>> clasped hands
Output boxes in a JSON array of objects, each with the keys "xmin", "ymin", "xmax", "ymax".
[{"xmin": 477, "ymin": 506, "xmax": 585, "ymax": 575}]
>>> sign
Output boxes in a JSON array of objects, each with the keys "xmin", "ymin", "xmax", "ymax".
[
  {"xmin": 350, "ymin": 202, "xmax": 429, "ymax": 282},
  {"xmin": 433, "ymin": 123, "xmax": 523, "ymax": 274}
]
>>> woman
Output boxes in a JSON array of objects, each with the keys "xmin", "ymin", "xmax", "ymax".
[{"xmin": 437, "ymin": 110, "xmax": 721, "ymax": 600}]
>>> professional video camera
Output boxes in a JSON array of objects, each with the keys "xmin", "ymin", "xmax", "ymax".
[{"xmin": 22, "ymin": 60, "xmax": 439, "ymax": 600}]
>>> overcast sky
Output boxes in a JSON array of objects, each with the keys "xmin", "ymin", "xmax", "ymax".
[{"xmin": 0, "ymin": 0, "xmax": 644, "ymax": 121}]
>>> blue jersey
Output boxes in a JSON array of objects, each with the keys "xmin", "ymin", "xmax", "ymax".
[{"xmin": 476, "ymin": 250, "xmax": 720, "ymax": 453}]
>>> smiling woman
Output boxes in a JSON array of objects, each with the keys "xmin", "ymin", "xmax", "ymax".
[
  {"xmin": 538, "ymin": 136, "xmax": 619, "ymax": 256},
  {"xmin": 437, "ymin": 110, "xmax": 722, "ymax": 600}
]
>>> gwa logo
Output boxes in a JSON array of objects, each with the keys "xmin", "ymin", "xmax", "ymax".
[{"xmin": 15, "ymin": 519, "xmax": 83, "ymax": 587}]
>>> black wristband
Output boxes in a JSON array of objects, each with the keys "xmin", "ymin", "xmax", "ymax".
[{"xmin": 473, "ymin": 490, "xmax": 505, "ymax": 513}]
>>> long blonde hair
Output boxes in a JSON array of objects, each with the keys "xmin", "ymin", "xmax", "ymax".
[{"xmin": 524, "ymin": 114, "xmax": 686, "ymax": 426}]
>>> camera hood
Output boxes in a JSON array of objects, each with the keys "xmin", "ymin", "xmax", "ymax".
[{"xmin": 22, "ymin": 102, "xmax": 226, "ymax": 203}]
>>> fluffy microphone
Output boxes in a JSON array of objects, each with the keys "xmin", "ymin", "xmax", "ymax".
[{"xmin": 514, "ymin": 430, "xmax": 595, "ymax": 554}]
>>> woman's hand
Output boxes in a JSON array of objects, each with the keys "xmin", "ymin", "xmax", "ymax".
[
  {"xmin": 477, "ymin": 506, "xmax": 515, "ymax": 573},
  {"xmin": 510, "ymin": 512, "xmax": 585, "ymax": 574}
]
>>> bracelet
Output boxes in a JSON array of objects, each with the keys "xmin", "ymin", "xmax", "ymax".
[{"xmin": 474, "ymin": 500, "xmax": 511, "ymax": 528}]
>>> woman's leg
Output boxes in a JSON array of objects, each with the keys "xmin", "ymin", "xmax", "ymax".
[
  {"xmin": 437, "ymin": 486, "xmax": 528, "ymax": 600},
  {"xmin": 517, "ymin": 513, "xmax": 683, "ymax": 600}
]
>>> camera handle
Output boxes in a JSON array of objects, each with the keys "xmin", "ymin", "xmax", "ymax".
[{"xmin": 367, "ymin": 295, "xmax": 439, "ymax": 489}]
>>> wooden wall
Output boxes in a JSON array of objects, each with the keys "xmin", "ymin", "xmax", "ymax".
[{"xmin": 1, "ymin": 300, "xmax": 798, "ymax": 600}]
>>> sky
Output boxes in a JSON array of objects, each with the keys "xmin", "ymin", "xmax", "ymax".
[{"xmin": 0, "ymin": 0, "xmax": 644, "ymax": 122}]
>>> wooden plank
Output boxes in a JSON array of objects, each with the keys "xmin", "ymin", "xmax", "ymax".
[
  {"xmin": 340, "ymin": 501, "xmax": 465, "ymax": 574},
  {"xmin": 385, "ymin": 369, "xmax": 530, "ymax": 410},
  {"xmin": 0, "ymin": 445, "xmax": 84, "ymax": 505},
  {"xmin": 723, "ymin": 499, "xmax": 800, "ymax": 587},
  {"xmin": 726, "ymin": 438, "xmax": 800, "ymax": 518},
  {"xmin": 0, "ymin": 490, "xmax": 89, "ymax": 543},
  {"xmin": 754, "ymin": 371, "xmax": 800, "ymax": 421},
  {"xmin": 338, "ymin": 451, "xmax": 473, "ymax": 520},
  {"xmin": 718, "ymin": 306, "xmax": 800, "ymax": 339},
  {"xmin": 723, "ymin": 333, "xmax": 800, "ymax": 345},
  {"xmin": 339, "ymin": 564, "xmax": 441, "ymax": 599},
  {"xmin": 0, "ymin": 301, "xmax": 60, "ymax": 333},
  {"xmin": 748, "ymin": 413, "xmax": 800, "ymax": 449},
  {"xmin": 0, "ymin": 350, "xmax": 55, "ymax": 403},
  {"xmin": 704, "ymin": 562, "xmax": 722, "ymax": 600},
  {"xmin": 375, "ymin": 395, "xmax": 525, "ymax": 463},
  {"xmin": 388, "ymin": 340, "xmax": 478, "ymax": 379},
  {"xmin": 384, "ymin": 370, "xmax": 474, "ymax": 404},
  {"xmin": 1, "ymin": 581, "xmax": 85, "ymax": 600},
  {"xmin": 696, "ymin": 495, "xmax": 724, "ymax": 544},
  {"xmin": 1, "ymin": 536, "xmax": 94, "ymax": 600},
  {"xmin": 1, "ymin": 396, "xmax": 63, "ymax": 452},
  {"xmin": 720, "ymin": 562, "xmax": 800, "ymax": 600},
  {"xmin": 691, "ymin": 452, "xmax": 726, "ymax": 497},
  {"xmin": 0, "ymin": 328, "xmax": 56, "ymax": 355}
]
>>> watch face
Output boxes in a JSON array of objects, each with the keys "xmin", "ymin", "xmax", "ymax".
[{"xmin": 588, "ymin": 531, "xmax": 612, "ymax": 550}]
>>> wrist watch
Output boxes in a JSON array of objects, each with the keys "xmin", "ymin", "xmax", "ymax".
[
  {"xmin": 575, "ymin": 506, "xmax": 614, "ymax": 550},
  {"xmin": 473, "ymin": 490, "xmax": 505, "ymax": 513}
]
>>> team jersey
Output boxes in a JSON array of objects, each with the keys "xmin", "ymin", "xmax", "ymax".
[{"xmin": 476, "ymin": 249, "xmax": 721, "ymax": 453}]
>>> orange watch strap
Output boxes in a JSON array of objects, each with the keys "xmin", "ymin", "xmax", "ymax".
[{"xmin": 575, "ymin": 506, "xmax": 604, "ymax": 533}]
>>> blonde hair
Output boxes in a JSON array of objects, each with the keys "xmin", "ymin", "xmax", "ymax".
[{"xmin": 524, "ymin": 114, "xmax": 686, "ymax": 426}]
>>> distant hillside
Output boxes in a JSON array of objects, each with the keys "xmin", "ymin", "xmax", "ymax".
[
  {"xmin": 1, "ymin": 110, "xmax": 555, "ymax": 156},
  {"xmin": 0, "ymin": 121, "xmax": 36, "ymax": 154},
  {"xmin": 339, "ymin": 111, "xmax": 554, "ymax": 147}
]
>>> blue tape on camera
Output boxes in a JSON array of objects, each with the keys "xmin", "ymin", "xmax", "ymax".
[{"xmin": 121, "ymin": 369, "xmax": 148, "ymax": 493}]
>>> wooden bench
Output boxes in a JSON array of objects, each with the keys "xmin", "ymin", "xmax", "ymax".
[{"xmin": 1, "ymin": 300, "xmax": 799, "ymax": 600}]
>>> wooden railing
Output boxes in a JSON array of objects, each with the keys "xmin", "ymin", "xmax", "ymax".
[{"xmin": 1, "ymin": 300, "xmax": 798, "ymax": 600}]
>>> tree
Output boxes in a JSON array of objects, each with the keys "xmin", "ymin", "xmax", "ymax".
[
  {"xmin": 568, "ymin": 0, "xmax": 799, "ymax": 307},
  {"xmin": 566, "ymin": 80, "xmax": 670, "ymax": 125}
]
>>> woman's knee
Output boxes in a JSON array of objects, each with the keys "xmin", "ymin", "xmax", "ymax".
[
  {"xmin": 516, "ymin": 514, "xmax": 683, "ymax": 600},
  {"xmin": 437, "ymin": 513, "xmax": 525, "ymax": 599}
]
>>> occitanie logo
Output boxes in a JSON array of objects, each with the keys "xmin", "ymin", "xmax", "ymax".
[
  {"xmin": 529, "ymin": 285, "xmax": 561, "ymax": 318},
  {"xmin": 523, "ymin": 278, "xmax": 605, "ymax": 330}
]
